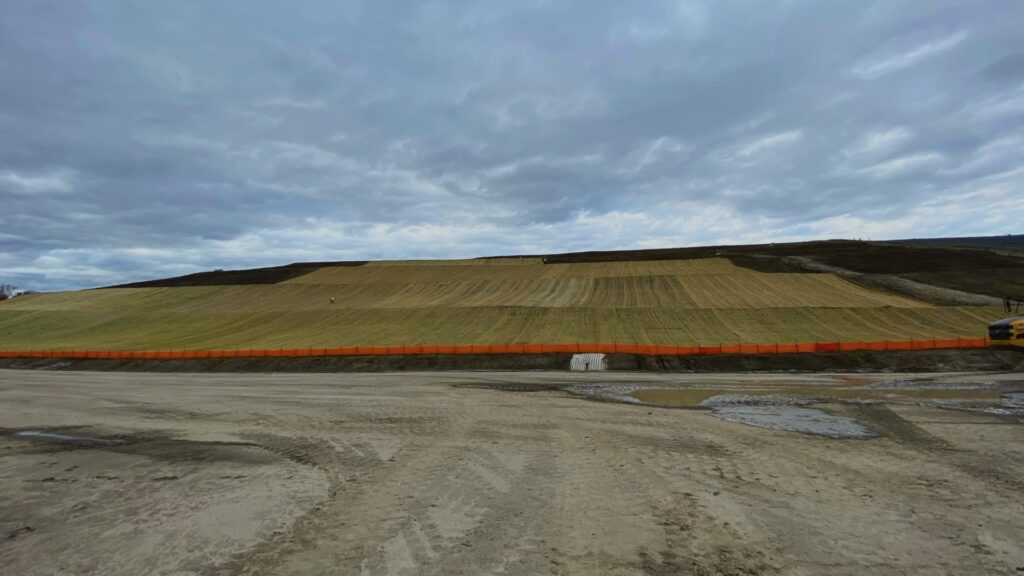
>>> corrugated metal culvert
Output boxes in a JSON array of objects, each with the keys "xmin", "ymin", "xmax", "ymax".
[{"xmin": 570, "ymin": 353, "xmax": 607, "ymax": 371}]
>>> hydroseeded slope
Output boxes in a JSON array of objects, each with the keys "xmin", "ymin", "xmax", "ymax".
[{"xmin": 0, "ymin": 258, "xmax": 1001, "ymax": 351}]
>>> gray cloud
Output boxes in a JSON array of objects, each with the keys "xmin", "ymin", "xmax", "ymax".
[{"xmin": 1, "ymin": 0, "xmax": 1023, "ymax": 290}]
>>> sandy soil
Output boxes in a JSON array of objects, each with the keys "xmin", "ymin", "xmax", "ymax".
[{"xmin": 1, "ymin": 369, "xmax": 1023, "ymax": 575}]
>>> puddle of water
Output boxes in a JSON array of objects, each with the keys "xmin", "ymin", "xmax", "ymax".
[
  {"xmin": 967, "ymin": 393, "xmax": 1024, "ymax": 416},
  {"xmin": 628, "ymin": 389, "xmax": 728, "ymax": 406},
  {"xmin": 12, "ymin": 430, "xmax": 125, "ymax": 447},
  {"xmin": 629, "ymin": 387, "xmax": 1005, "ymax": 407},
  {"xmin": 710, "ymin": 406, "xmax": 876, "ymax": 438},
  {"xmin": 1004, "ymin": 392, "xmax": 1024, "ymax": 408},
  {"xmin": 699, "ymin": 394, "xmax": 813, "ymax": 408}
]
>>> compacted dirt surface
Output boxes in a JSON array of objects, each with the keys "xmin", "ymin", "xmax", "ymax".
[{"xmin": 2, "ymin": 368, "xmax": 1023, "ymax": 575}]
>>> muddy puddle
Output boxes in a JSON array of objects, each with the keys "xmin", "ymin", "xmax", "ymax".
[
  {"xmin": 628, "ymin": 387, "xmax": 1006, "ymax": 407},
  {"xmin": 11, "ymin": 429, "xmax": 126, "ymax": 447},
  {"xmin": 711, "ymin": 406, "xmax": 876, "ymax": 438},
  {"xmin": 624, "ymin": 385, "xmax": 1020, "ymax": 438},
  {"xmin": 461, "ymin": 378, "xmax": 1023, "ymax": 438}
]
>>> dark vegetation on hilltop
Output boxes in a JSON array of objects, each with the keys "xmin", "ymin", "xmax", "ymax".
[
  {"xmin": 104, "ymin": 236, "xmax": 1024, "ymax": 298},
  {"xmin": 536, "ymin": 238, "xmax": 1024, "ymax": 297},
  {"xmin": 511, "ymin": 238, "xmax": 1024, "ymax": 298},
  {"xmin": 111, "ymin": 261, "xmax": 367, "ymax": 288}
]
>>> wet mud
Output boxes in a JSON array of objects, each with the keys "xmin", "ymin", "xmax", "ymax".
[
  {"xmin": 619, "ymin": 379, "xmax": 1024, "ymax": 437},
  {"xmin": 1, "ymin": 347, "xmax": 1021, "ymax": 373},
  {"xmin": 2, "ymin": 369, "xmax": 1023, "ymax": 575},
  {"xmin": 709, "ymin": 406, "xmax": 876, "ymax": 438}
]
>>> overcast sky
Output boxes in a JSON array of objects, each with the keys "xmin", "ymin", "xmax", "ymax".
[{"xmin": 2, "ymin": 1, "xmax": 1023, "ymax": 291}]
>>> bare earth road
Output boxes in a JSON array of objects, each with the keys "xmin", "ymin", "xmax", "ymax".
[{"xmin": 1, "ymin": 369, "xmax": 1023, "ymax": 575}]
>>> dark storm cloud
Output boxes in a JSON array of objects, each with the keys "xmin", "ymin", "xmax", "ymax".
[{"xmin": 1, "ymin": 0, "xmax": 1023, "ymax": 290}]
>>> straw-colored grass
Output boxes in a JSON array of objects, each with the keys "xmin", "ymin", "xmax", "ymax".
[{"xmin": 0, "ymin": 258, "xmax": 1000, "ymax": 350}]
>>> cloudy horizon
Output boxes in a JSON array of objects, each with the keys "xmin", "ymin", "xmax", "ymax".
[{"xmin": 2, "ymin": 1, "xmax": 1023, "ymax": 291}]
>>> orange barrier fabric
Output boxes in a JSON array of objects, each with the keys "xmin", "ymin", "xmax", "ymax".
[{"xmin": 0, "ymin": 338, "xmax": 992, "ymax": 360}]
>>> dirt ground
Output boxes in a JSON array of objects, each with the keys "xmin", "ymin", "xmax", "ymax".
[
  {"xmin": 2, "ymin": 369, "xmax": 1023, "ymax": 575},
  {"xmin": 2, "ymin": 348, "xmax": 1021, "ymax": 373}
]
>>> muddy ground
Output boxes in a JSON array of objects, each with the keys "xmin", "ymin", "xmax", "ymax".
[
  {"xmin": 1, "ymin": 348, "xmax": 1021, "ymax": 373},
  {"xmin": 2, "ymin": 369, "xmax": 1023, "ymax": 575}
]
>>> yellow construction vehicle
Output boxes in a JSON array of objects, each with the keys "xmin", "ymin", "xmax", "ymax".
[{"xmin": 989, "ymin": 297, "xmax": 1024, "ymax": 348}]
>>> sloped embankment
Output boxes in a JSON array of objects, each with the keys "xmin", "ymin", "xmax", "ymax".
[{"xmin": 0, "ymin": 257, "xmax": 1002, "ymax": 352}]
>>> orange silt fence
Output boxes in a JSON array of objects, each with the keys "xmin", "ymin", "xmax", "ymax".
[
  {"xmin": 911, "ymin": 340, "xmax": 933, "ymax": 351},
  {"xmin": 961, "ymin": 337, "xmax": 989, "ymax": 348},
  {"xmin": 858, "ymin": 341, "xmax": 888, "ymax": 352}
]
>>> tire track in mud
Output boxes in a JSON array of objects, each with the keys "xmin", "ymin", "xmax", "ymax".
[
  {"xmin": 840, "ymin": 404, "xmax": 1024, "ymax": 494},
  {"xmin": 631, "ymin": 405, "xmax": 1024, "ymax": 575},
  {"xmin": 587, "ymin": 415, "xmax": 782, "ymax": 575},
  {"xmin": 337, "ymin": 412, "xmax": 561, "ymax": 576},
  {"xmin": 209, "ymin": 413, "xmax": 441, "ymax": 575},
  {"xmin": 212, "ymin": 398, "xmax": 563, "ymax": 576},
  {"xmin": 834, "ymin": 404, "xmax": 952, "ymax": 448},
  {"xmin": 635, "ymin": 418, "xmax": 922, "ymax": 574},
  {"xmin": 394, "ymin": 446, "xmax": 557, "ymax": 575}
]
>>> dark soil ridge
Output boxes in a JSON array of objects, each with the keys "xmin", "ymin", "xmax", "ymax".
[
  {"xmin": 102, "ymin": 237, "xmax": 1024, "ymax": 298},
  {"xmin": 108, "ymin": 260, "xmax": 368, "ymax": 288},
  {"xmin": 539, "ymin": 240, "xmax": 1024, "ymax": 297},
  {"xmin": 2, "ymin": 349, "xmax": 1021, "ymax": 373}
]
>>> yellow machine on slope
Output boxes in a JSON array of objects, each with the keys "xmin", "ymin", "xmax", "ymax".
[{"xmin": 989, "ymin": 297, "xmax": 1024, "ymax": 348}]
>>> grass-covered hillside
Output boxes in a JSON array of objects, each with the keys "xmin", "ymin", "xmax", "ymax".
[{"xmin": 0, "ymin": 254, "xmax": 1001, "ymax": 351}]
